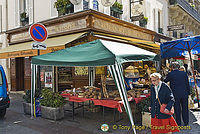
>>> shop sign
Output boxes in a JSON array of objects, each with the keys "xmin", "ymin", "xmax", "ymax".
[
  {"xmin": 10, "ymin": 19, "xmax": 86, "ymax": 43},
  {"xmin": 32, "ymin": 42, "xmax": 47, "ymax": 50},
  {"xmin": 131, "ymin": 14, "xmax": 144, "ymax": 21},
  {"xmin": 40, "ymin": 72, "xmax": 44, "ymax": 81},
  {"xmin": 101, "ymin": 0, "xmax": 115, "ymax": 7},
  {"xmin": 131, "ymin": 3, "xmax": 144, "ymax": 21},
  {"xmin": 93, "ymin": 18, "xmax": 152, "ymax": 41},
  {"xmin": 167, "ymin": 24, "xmax": 185, "ymax": 31},
  {"xmin": 45, "ymin": 72, "xmax": 52, "ymax": 88},
  {"xmin": 0, "ymin": 49, "xmax": 38, "ymax": 59}
]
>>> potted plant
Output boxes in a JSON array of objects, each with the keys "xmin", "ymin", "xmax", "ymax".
[
  {"xmin": 23, "ymin": 89, "xmax": 40, "ymax": 115},
  {"xmin": 136, "ymin": 96, "xmax": 151, "ymax": 126},
  {"xmin": 169, "ymin": 0, "xmax": 177, "ymax": 5},
  {"xmin": 54, "ymin": 0, "xmax": 71, "ymax": 16},
  {"xmin": 20, "ymin": 12, "xmax": 29, "ymax": 26},
  {"xmin": 139, "ymin": 17, "xmax": 148, "ymax": 27},
  {"xmin": 111, "ymin": 1, "xmax": 123, "ymax": 14},
  {"xmin": 40, "ymin": 89, "xmax": 65, "ymax": 120}
]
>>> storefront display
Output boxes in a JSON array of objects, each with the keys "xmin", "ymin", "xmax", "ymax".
[
  {"xmin": 40, "ymin": 66, "xmax": 53, "ymax": 89},
  {"xmin": 58, "ymin": 67, "xmax": 73, "ymax": 91}
]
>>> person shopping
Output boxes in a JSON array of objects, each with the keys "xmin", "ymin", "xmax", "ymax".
[
  {"xmin": 164, "ymin": 62, "xmax": 190, "ymax": 126},
  {"xmin": 149, "ymin": 73, "xmax": 180, "ymax": 134}
]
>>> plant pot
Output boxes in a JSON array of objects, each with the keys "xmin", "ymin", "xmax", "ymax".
[
  {"xmin": 142, "ymin": 112, "xmax": 151, "ymax": 127},
  {"xmin": 23, "ymin": 102, "xmax": 31, "ymax": 115},
  {"xmin": 41, "ymin": 105, "xmax": 64, "ymax": 120},
  {"xmin": 169, "ymin": 0, "xmax": 177, "ymax": 5},
  {"xmin": 139, "ymin": 19, "xmax": 147, "ymax": 27}
]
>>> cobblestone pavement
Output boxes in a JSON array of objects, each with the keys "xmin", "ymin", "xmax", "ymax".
[{"xmin": 0, "ymin": 92, "xmax": 199, "ymax": 134}]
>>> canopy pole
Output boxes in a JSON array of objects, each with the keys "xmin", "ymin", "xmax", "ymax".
[
  {"xmin": 108, "ymin": 64, "xmax": 136, "ymax": 134},
  {"xmin": 88, "ymin": 67, "xmax": 95, "ymax": 86},
  {"xmin": 188, "ymin": 51, "xmax": 200, "ymax": 108}
]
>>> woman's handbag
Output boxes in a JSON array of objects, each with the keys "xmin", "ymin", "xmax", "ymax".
[{"xmin": 158, "ymin": 97, "xmax": 174, "ymax": 115}]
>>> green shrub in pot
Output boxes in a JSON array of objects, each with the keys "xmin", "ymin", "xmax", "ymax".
[{"xmin": 40, "ymin": 89, "xmax": 64, "ymax": 108}]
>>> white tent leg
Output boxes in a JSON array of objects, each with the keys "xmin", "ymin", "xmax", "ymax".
[
  {"xmin": 88, "ymin": 67, "xmax": 95, "ymax": 86},
  {"xmin": 108, "ymin": 63, "xmax": 136, "ymax": 134}
]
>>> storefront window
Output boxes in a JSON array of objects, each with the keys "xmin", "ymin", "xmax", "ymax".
[
  {"xmin": 58, "ymin": 67, "xmax": 73, "ymax": 91},
  {"xmin": 75, "ymin": 67, "xmax": 88, "ymax": 76}
]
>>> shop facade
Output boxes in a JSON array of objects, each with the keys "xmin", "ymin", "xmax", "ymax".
[{"xmin": 0, "ymin": 10, "xmax": 170, "ymax": 91}]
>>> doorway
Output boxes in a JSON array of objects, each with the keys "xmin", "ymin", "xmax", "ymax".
[{"xmin": 15, "ymin": 57, "xmax": 24, "ymax": 91}]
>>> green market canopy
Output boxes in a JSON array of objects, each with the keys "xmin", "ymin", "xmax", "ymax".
[{"xmin": 31, "ymin": 39, "xmax": 156, "ymax": 133}]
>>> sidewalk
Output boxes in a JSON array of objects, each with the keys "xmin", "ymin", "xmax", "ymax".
[{"xmin": 7, "ymin": 92, "xmax": 200, "ymax": 134}]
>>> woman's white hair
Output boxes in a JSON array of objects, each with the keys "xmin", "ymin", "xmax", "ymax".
[
  {"xmin": 180, "ymin": 66, "xmax": 186, "ymax": 71},
  {"xmin": 150, "ymin": 73, "xmax": 161, "ymax": 79}
]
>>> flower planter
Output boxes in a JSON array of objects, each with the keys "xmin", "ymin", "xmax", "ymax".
[
  {"xmin": 169, "ymin": 0, "xmax": 177, "ymax": 5},
  {"xmin": 41, "ymin": 105, "xmax": 64, "ymax": 120},
  {"xmin": 142, "ymin": 112, "xmax": 151, "ymax": 127},
  {"xmin": 23, "ymin": 102, "xmax": 31, "ymax": 115}
]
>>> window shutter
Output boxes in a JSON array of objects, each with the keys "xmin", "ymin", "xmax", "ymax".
[
  {"xmin": 51, "ymin": 0, "xmax": 58, "ymax": 18},
  {"xmin": 15, "ymin": 0, "xmax": 20, "ymax": 27},
  {"xmin": 29, "ymin": 0, "xmax": 34, "ymax": 24},
  {"xmin": 0, "ymin": 5, "xmax": 2, "ymax": 32}
]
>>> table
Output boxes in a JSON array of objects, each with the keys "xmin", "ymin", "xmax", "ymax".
[{"xmin": 60, "ymin": 93, "xmax": 150, "ymax": 120}]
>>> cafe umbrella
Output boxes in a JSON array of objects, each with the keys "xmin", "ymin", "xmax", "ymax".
[{"xmin": 160, "ymin": 35, "xmax": 200, "ymax": 107}]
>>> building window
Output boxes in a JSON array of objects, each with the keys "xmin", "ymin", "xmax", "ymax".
[
  {"xmin": 20, "ymin": 0, "xmax": 29, "ymax": 26},
  {"xmin": 83, "ymin": 0, "xmax": 89, "ymax": 10},
  {"xmin": 180, "ymin": 33, "xmax": 184, "ymax": 38},
  {"xmin": 54, "ymin": 0, "xmax": 74, "ymax": 16},
  {"xmin": 93, "ymin": 0, "xmax": 99, "ymax": 11},
  {"xmin": 110, "ymin": 1, "xmax": 123, "ymax": 19},
  {"xmin": 65, "ymin": 3, "xmax": 74, "ymax": 14},
  {"xmin": 173, "ymin": 31, "xmax": 177, "ymax": 38}
]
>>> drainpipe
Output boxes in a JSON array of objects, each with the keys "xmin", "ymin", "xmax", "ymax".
[
  {"xmin": 5, "ymin": 0, "xmax": 8, "ymax": 31},
  {"xmin": 32, "ymin": 0, "xmax": 34, "ymax": 23}
]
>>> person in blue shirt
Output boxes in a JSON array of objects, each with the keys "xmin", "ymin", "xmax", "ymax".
[{"xmin": 164, "ymin": 62, "xmax": 190, "ymax": 126}]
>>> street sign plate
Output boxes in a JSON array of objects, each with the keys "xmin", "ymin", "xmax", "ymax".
[
  {"xmin": 29, "ymin": 23, "xmax": 48, "ymax": 42},
  {"xmin": 167, "ymin": 24, "xmax": 185, "ymax": 31},
  {"xmin": 32, "ymin": 42, "xmax": 47, "ymax": 50}
]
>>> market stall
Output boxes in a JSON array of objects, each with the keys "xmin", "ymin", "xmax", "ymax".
[
  {"xmin": 160, "ymin": 35, "xmax": 200, "ymax": 107},
  {"xmin": 31, "ymin": 39, "xmax": 157, "ymax": 134}
]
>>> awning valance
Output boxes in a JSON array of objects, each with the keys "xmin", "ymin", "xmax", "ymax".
[
  {"xmin": 0, "ymin": 32, "xmax": 86, "ymax": 59},
  {"xmin": 94, "ymin": 32, "xmax": 160, "ymax": 52}
]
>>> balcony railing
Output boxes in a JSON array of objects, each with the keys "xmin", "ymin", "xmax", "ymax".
[{"xmin": 170, "ymin": 0, "xmax": 200, "ymax": 22}]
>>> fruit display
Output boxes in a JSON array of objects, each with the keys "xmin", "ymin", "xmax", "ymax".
[
  {"xmin": 132, "ymin": 78, "xmax": 151, "ymax": 85},
  {"xmin": 62, "ymin": 85, "xmax": 150, "ymax": 101},
  {"xmin": 83, "ymin": 86, "xmax": 102, "ymax": 99}
]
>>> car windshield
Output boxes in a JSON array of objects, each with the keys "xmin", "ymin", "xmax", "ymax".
[{"xmin": 0, "ymin": 71, "xmax": 3, "ymax": 85}]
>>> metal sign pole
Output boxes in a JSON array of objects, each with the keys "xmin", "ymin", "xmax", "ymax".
[{"xmin": 37, "ymin": 49, "xmax": 41, "ymax": 92}]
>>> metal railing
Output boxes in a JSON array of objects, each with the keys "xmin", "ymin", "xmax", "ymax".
[{"xmin": 175, "ymin": 0, "xmax": 200, "ymax": 22}]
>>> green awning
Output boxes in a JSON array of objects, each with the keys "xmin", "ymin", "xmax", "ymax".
[{"xmin": 32, "ymin": 39, "xmax": 156, "ymax": 66}]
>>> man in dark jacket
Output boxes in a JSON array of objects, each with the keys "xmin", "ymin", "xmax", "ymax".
[{"xmin": 164, "ymin": 62, "xmax": 190, "ymax": 126}]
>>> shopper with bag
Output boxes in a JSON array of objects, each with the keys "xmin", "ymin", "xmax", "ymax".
[
  {"xmin": 149, "ymin": 73, "xmax": 179, "ymax": 134},
  {"xmin": 164, "ymin": 62, "xmax": 190, "ymax": 126}
]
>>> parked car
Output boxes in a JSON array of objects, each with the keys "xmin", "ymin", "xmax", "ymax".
[{"xmin": 0, "ymin": 65, "xmax": 10, "ymax": 118}]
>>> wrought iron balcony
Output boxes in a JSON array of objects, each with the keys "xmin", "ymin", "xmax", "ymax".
[{"xmin": 170, "ymin": 0, "xmax": 200, "ymax": 22}]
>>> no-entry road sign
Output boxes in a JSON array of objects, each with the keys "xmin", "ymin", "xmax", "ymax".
[{"xmin": 29, "ymin": 23, "xmax": 48, "ymax": 42}]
